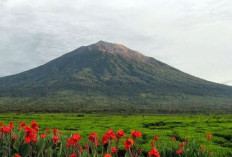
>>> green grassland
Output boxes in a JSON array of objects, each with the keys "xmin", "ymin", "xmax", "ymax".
[{"xmin": 0, "ymin": 114, "xmax": 232, "ymax": 156}]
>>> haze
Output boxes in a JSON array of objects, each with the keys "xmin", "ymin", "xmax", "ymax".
[{"xmin": 0, "ymin": 0, "xmax": 232, "ymax": 85}]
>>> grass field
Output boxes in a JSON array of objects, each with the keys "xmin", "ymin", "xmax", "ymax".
[{"xmin": 0, "ymin": 113, "xmax": 231, "ymax": 156}]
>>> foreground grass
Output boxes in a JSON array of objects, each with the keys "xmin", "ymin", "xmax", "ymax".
[{"xmin": 0, "ymin": 113, "xmax": 231, "ymax": 156}]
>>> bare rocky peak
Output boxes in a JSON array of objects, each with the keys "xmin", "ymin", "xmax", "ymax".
[{"xmin": 91, "ymin": 41, "xmax": 149, "ymax": 62}]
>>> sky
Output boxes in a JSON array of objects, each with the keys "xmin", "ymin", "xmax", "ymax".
[{"xmin": 0, "ymin": 0, "xmax": 232, "ymax": 85}]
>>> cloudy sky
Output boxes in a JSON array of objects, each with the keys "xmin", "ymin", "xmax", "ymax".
[{"xmin": 0, "ymin": 0, "xmax": 232, "ymax": 85}]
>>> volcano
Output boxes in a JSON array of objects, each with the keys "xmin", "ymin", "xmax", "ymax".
[{"xmin": 0, "ymin": 41, "xmax": 232, "ymax": 113}]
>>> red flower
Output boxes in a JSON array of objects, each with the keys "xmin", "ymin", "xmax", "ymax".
[
  {"xmin": 9, "ymin": 122, "xmax": 14, "ymax": 129},
  {"xmin": 18, "ymin": 122, "xmax": 26, "ymax": 130},
  {"xmin": 180, "ymin": 142, "xmax": 184, "ymax": 148},
  {"xmin": 154, "ymin": 135, "xmax": 159, "ymax": 141},
  {"xmin": 23, "ymin": 126, "xmax": 38, "ymax": 143},
  {"xmin": 148, "ymin": 140, "xmax": 160, "ymax": 157},
  {"xmin": 53, "ymin": 128, "xmax": 58, "ymax": 136},
  {"xmin": 116, "ymin": 130, "xmax": 125, "ymax": 139},
  {"xmin": 151, "ymin": 141, "xmax": 155, "ymax": 149},
  {"xmin": 66, "ymin": 138, "xmax": 71, "ymax": 147},
  {"xmin": 79, "ymin": 148, "xmax": 84, "ymax": 153},
  {"xmin": 30, "ymin": 121, "xmax": 39, "ymax": 131},
  {"xmin": 101, "ymin": 134, "xmax": 109, "ymax": 144},
  {"xmin": 0, "ymin": 122, "xmax": 14, "ymax": 134},
  {"xmin": 111, "ymin": 147, "xmax": 117, "ymax": 154},
  {"xmin": 53, "ymin": 135, "xmax": 59, "ymax": 145},
  {"xmin": 14, "ymin": 155, "xmax": 21, "ymax": 157},
  {"xmin": 172, "ymin": 136, "xmax": 176, "ymax": 141},
  {"xmin": 176, "ymin": 148, "xmax": 183, "ymax": 154},
  {"xmin": 104, "ymin": 154, "xmax": 112, "ymax": 157},
  {"xmin": 148, "ymin": 148, "xmax": 160, "ymax": 157},
  {"xmin": 41, "ymin": 132, "xmax": 46, "ymax": 139},
  {"xmin": 69, "ymin": 154, "xmax": 77, "ymax": 157},
  {"xmin": 206, "ymin": 134, "xmax": 212, "ymax": 140},
  {"xmin": 12, "ymin": 135, "xmax": 18, "ymax": 140},
  {"xmin": 131, "ymin": 130, "xmax": 142, "ymax": 139},
  {"xmin": 201, "ymin": 146, "xmax": 205, "ymax": 152},
  {"xmin": 124, "ymin": 138, "xmax": 134, "ymax": 150},
  {"xmin": 101, "ymin": 129, "xmax": 116, "ymax": 144},
  {"xmin": 88, "ymin": 132, "xmax": 98, "ymax": 144},
  {"xmin": 0, "ymin": 122, "xmax": 3, "ymax": 126},
  {"xmin": 0, "ymin": 126, "xmax": 11, "ymax": 134},
  {"xmin": 71, "ymin": 133, "xmax": 81, "ymax": 144},
  {"xmin": 106, "ymin": 129, "xmax": 115, "ymax": 139},
  {"xmin": 19, "ymin": 122, "xmax": 26, "ymax": 127},
  {"xmin": 107, "ymin": 129, "xmax": 115, "ymax": 139},
  {"xmin": 45, "ymin": 128, "xmax": 50, "ymax": 132},
  {"xmin": 66, "ymin": 133, "xmax": 81, "ymax": 146},
  {"xmin": 25, "ymin": 137, "xmax": 31, "ymax": 143}
]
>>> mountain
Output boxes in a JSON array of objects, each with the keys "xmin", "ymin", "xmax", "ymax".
[{"xmin": 0, "ymin": 41, "xmax": 232, "ymax": 113}]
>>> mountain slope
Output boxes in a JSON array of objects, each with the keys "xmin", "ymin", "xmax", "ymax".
[{"xmin": 0, "ymin": 41, "xmax": 232, "ymax": 113}]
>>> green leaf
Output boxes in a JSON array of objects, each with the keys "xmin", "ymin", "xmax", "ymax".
[
  {"xmin": 0, "ymin": 146, "xmax": 9, "ymax": 156},
  {"xmin": 58, "ymin": 143, "xmax": 63, "ymax": 157},
  {"xmin": 19, "ymin": 144, "xmax": 32, "ymax": 157},
  {"xmin": 13, "ymin": 140, "xmax": 20, "ymax": 152},
  {"xmin": 45, "ymin": 147, "xmax": 53, "ymax": 157},
  {"xmin": 37, "ymin": 139, "xmax": 45, "ymax": 153}
]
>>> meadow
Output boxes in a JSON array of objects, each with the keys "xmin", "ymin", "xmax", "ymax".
[{"xmin": 0, "ymin": 113, "xmax": 232, "ymax": 156}]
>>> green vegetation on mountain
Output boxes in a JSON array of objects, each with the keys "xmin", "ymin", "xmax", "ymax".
[{"xmin": 0, "ymin": 41, "xmax": 232, "ymax": 113}]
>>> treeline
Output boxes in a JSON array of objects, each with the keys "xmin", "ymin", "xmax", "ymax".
[{"xmin": 0, "ymin": 93, "xmax": 231, "ymax": 114}]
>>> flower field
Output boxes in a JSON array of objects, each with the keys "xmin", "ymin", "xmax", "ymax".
[{"xmin": 0, "ymin": 114, "xmax": 231, "ymax": 157}]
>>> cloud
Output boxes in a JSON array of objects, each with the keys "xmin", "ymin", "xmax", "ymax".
[{"xmin": 0, "ymin": 0, "xmax": 232, "ymax": 83}]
